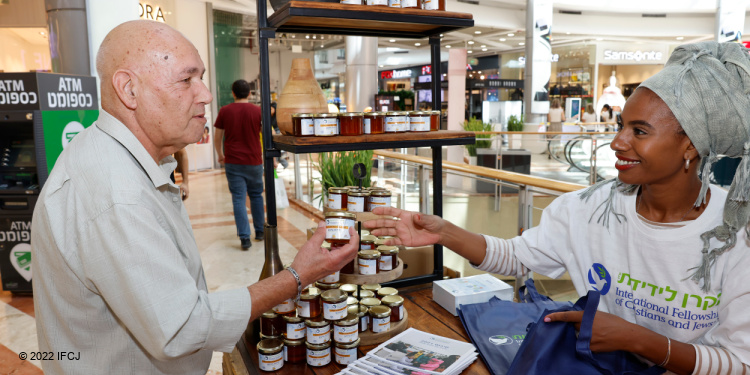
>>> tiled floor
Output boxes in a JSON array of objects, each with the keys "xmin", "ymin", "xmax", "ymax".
[{"xmin": 0, "ymin": 149, "xmax": 581, "ymax": 374}]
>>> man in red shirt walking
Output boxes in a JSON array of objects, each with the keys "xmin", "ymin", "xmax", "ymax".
[{"xmin": 213, "ymin": 80, "xmax": 264, "ymax": 250}]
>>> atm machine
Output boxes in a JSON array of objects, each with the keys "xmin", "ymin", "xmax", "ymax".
[{"xmin": 0, "ymin": 72, "xmax": 98, "ymax": 293}]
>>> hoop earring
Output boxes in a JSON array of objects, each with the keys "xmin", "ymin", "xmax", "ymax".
[{"xmin": 685, "ymin": 158, "xmax": 690, "ymax": 170}]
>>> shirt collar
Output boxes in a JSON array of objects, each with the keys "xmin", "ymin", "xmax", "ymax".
[{"xmin": 96, "ymin": 109, "xmax": 176, "ymax": 189}]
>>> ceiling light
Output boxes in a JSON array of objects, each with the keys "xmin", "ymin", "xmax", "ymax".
[
  {"xmin": 312, "ymin": 35, "xmax": 317, "ymax": 39},
  {"xmin": 480, "ymin": 75, "xmax": 485, "ymax": 79},
  {"xmin": 415, "ymin": 43, "xmax": 421, "ymax": 46},
  {"xmin": 440, "ymin": 34, "xmax": 444, "ymax": 37},
  {"xmin": 481, "ymin": 45, "xmax": 486, "ymax": 48},
  {"xmin": 482, "ymin": 48, "xmax": 487, "ymax": 51},
  {"xmin": 379, "ymin": 65, "xmax": 384, "ymax": 67},
  {"xmin": 596, "ymin": 37, "xmax": 603, "ymax": 41},
  {"xmin": 500, "ymin": 38, "xmax": 506, "ymax": 42},
  {"xmin": 446, "ymin": 45, "xmax": 451, "ymax": 48},
  {"xmin": 566, "ymin": 32, "xmax": 571, "ymax": 35},
  {"xmin": 519, "ymin": 42, "xmax": 525, "ymax": 46},
  {"xmin": 508, "ymin": 33, "xmax": 514, "ymax": 37},
  {"xmin": 468, "ymin": 41, "xmax": 474, "ymax": 45},
  {"xmin": 321, "ymin": 44, "xmax": 325, "ymax": 48},
  {"xmin": 468, "ymin": 50, "xmax": 473, "ymax": 54},
  {"xmin": 320, "ymin": 36, "xmax": 324, "ymax": 40},
  {"xmin": 292, "ymin": 35, "xmax": 296, "ymax": 38},
  {"xmin": 389, "ymin": 39, "xmax": 396, "ymax": 42},
  {"xmin": 676, "ymin": 36, "xmax": 684, "ymax": 40},
  {"xmin": 474, "ymin": 31, "xmax": 481, "ymax": 34},
  {"xmin": 478, "ymin": 71, "xmax": 482, "ymax": 74},
  {"xmin": 442, "ymin": 73, "xmax": 446, "ymax": 76},
  {"xmin": 305, "ymin": 35, "xmax": 310, "ymax": 39},
  {"xmin": 39, "ymin": 31, "xmax": 46, "ymax": 36}
]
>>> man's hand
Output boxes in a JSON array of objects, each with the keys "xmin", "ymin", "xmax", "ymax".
[
  {"xmin": 217, "ymin": 154, "xmax": 225, "ymax": 164},
  {"xmin": 290, "ymin": 221, "xmax": 358, "ymax": 287},
  {"xmin": 179, "ymin": 184, "xmax": 189, "ymax": 200},
  {"xmin": 363, "ymin": 206, "xmax": 443, "ymax": 247}
]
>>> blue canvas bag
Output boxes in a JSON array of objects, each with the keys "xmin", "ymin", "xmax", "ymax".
[
  {"xmin": 506, "ymin": 290, "xmax": 665, "ymax": 375},
  {"xmin": 457, "ymin": 279, "xmax": 572, "ymax": 375}
]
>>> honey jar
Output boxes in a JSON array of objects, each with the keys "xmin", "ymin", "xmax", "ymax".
[
  {"xmin": 319, "ymin": 270, "xmax": 340, "ymax": 284},
  {"xmin": 333, "ymin": 313, "xmax": 359, "ymax": 343},
  {"xmin": 429, "ymin": 110, "xmax": 441, "ymax": 131},
  {"xmin": 335, "ymin": 338, "xmax": 360, "ymax": 365},
  {"xmin": 325, "ymin": 211, "xmax": 356, "ymax": 245},
  {"xmin": 340, "ymin": 283, "xmax": 358, "ymax": 295},
  {"xmin": 369, "ymin": 305, "xmax": 392, "ymax": 333},
  {"xmin": 367, "ymin": 0, "xmax": 388, "ymax": 5},
  {"xmin": 364, "ymin": 112, "xmax": 386, "ymax": 134},
  {"xmin": 328, "ymin": 187, "xmax": 348, "ymax": 210},
  {"xmin": 338, "ymin": 112, "xmax": 364, "ymax": 136},
  {"xmin": 382, "ymin": 295, "xmax": 405, "ymax": 322},
  {"xmin": 388, "ymin": 0, "xmax": 400, "ymax": 6},
  {"xmin": 408, "ymin": 111, "xmax": 430, "ymax": 132},
  {"xmin": 292, "ymin": 113, "xmax": 314, "ymax": 136},
  {"xmin": 360, "ymin": 234, "xmax": 377, "ymax": 250},
  {"xmin": 283, "ymin": 338, "xmax": 305, "ymax": 364},
  {"xmin": 377, "ymin": 286, "xmax": 399, "ymax": 299},
  {"xmin": 369, "ymin": 190, "xmax": 392, "ymax": 211},
  {"xmin": 376, "ymin": 245, "xmax": 400, "ymax": 271},
  {"xmin": 347, "ymin": 189, "xmax": 369, "ymax": 213},
  {"xmin": 360, "ymin": 297, "xmax": 381, "ymax": 308},
  {"xmin": 340, "ymin": 0, "xmax": 362, "ymax": 3},
  {"xmin": 321, "ymin": 289, "xmax": 349, "ymax": 321},
  {"xmin": 283, "ymin": 315, "xmax": 306, "ymax": 340},
  {"xmin": 296, "ymin": 287, "xmax": 322, "ymax": 319},
  {"xmin": 315, "ymin": 281, "xmax": 341, "ymax": 292},
  {"xmin": 358, "ymin": 250, "xmax": 381, "ymax": 275},
  {"xmin": 348, "ymin": 305, "xmax": 369, "ymax": 332},
  {"xmin": 305, "ymin": 319, "xmax": 331, "ymax": 344},
  {"xmin": 385, "ymin": 111, "xmax": 407, "ymax": 133},
  {"xmin": 306, "ymin": 341, "xmax": 332, "ymax": 367},
  {"xmin": 362, "ymin": 283, "xmax": 381, "ymax": 293},
  {"xmin": 260, "ymin": 310, "xmax": 284, "ymax": 337},
  {"xmin": 314, "ymin": 113, "xmax": 338, "ymax": 136},
  {"xmin": 257, "ymin": 338, "xmax": 284, "ymax": 371},
  {"xmin": 421, "ymin": 0, "xmax": 445, "ymax": 10}
]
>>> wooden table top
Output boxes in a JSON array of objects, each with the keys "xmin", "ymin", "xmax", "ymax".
[{"xmin": 225, "ymin": 284, "xmax": 491, "ymax": 375}]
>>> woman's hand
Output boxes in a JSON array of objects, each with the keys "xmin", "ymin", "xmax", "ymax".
[
  {"xmin": 363, "ymin": 206, "xmax": 444, "ymax": 247},
  {"xmin": 544, "ymin": 310, "xmax": 640, "ymax": 353}
]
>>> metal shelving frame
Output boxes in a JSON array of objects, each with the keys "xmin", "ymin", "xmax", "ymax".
[{"xmin": 256, "ymin": 1, "xmax": 474, "ymax": 288}]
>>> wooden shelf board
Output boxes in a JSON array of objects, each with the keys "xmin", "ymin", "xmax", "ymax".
[
  {"xmin": 268, "ymin": 1, "xmax": 473, "ymax": 37},
  {"xmin": 273, "ymin": 130, "xmax": 475, "ymax": 153}
]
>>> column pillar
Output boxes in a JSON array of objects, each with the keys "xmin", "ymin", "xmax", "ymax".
[
  {"xmin": 446, "ymin": 47, "xmax": 467, "ymax": 189},
  {"xmin": 345, "ymin": 36, "xmax": 378, "ymax": 112},
  {"xmin": 45, "ymin": 0, "xmax": 90, "ymax": 75}
]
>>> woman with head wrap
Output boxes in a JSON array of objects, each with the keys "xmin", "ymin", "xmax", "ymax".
[{"xmin": 365, "ymin": 41, "xmax": 750, "ymax": 375}]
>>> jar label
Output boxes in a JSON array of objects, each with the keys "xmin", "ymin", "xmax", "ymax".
[
  {"xmin": 370, "ymin": 196, "xmax": 391, "ymax": 208},
  {"xmin": 315, "ymin": 118, "xmax": 338, "ymax": 136},
  {"xmin": 296, "ymin": 300, "xmax": 312, "ymax": 318},
  {"xmin": 379, "ymin": 254, "xmax": 394, "ymax": 271},
  {"xmin": 361, "ymin": 316, "xmax": 369, "ymax": 331},
  {"xmin": 369, "ymin": 0, "xmax": 388, "ymax": 4},
  {"xmin": 400, "ymin": 0, "xmax": 417, "ymax": 6},
  {"xmin": 358, "ymin": 258, "xmax": 378, "ymax": 275},
  {"xmin": 324, "ymin": 301, "xmax": 349, "ymax": 320},
  {"xmin": 307, "ymin": 348, "xmax": 331, "ymax": 367},
  {"xmin": 347, "ymin": 196, "xmax": 365, "ymax": 212},
  {"xmin": 335, "ymin": 347, "xmax": 358, "ymax": 365},
  {"xmin": 300, "ymin": 118, "xmax": 314, "ymax": 135},
  {"xmin": 364, "ymin": 118, "xmax": 371, "ymax": 134},
  {"xmin": 284, "ymin": 346, "xmax": 287, "ymax": 362},
  {"xmin": 328, "ymin": 193, "xmax": 343, "ymax": 210},
  {"xmin": 398, "ymin": 305, "xmax": 404, "ymax": 321},
  {"xmin": 410, "ymin": 117, "xmax": 430, "ymax": 131},
  {"xmin": 334, "ymin": 323, "xmax": 359, "ymax": 343},
  {"xmin": 259, "ymin": 352, "xmax": 283, "ymax": 371},
  {"xmin": 326, "ymin": 217, "xmax": 355, "ymax": 240},
  {"xmin": 385, "ymin": 116, "xmax": 405, "ymax": 132},
  {"xmin": 421, "ymin": 0, "xmax": 438, "ymax": 9},
  {"xmin": 321, "ymin": 271, "xmax": 340, "ymax": 284},
  {"xmin": 287, "ymin": 322, "xmax": 306, "ymax": 340},
  {"xmin": 274, "ymin": 299, "xmax": 296, "ymax": 314},
  {"xmin": 373, "ymin": 316, "xmax": 390, "ymax": 333},
  {"xmin": 388, "ymin": 0, "xmax": 400, "ymax": 6},
  {"xmin": 307, "ymin": 325, "xmax": 331, "ymax": 344},
  {"xmin": 340, "ymin": 0, "xmax": 362, "ymax": 3},
  {"xmin": 360, "ymin": 243, "xmax": 373, "ymax": 250}
]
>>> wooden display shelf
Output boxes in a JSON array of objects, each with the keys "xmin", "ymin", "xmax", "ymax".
[
  {"xmin": 273, "ymin": 130, "xmax": 476, "ymax": 154},
  {"xmin": 340, "ymin": 258, "xmax": 403, "ymax": 284},
  {"xmin": 358, "ymin": 309, "xmax": 409, "ymax": 346},
  {"xmin": 268, "ymin": 1, "xmax": 474, "ymax": 38}
]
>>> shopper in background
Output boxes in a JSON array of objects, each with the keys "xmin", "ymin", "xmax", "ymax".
[
  {"xmin": 31, "ymin": 20, "xmax": 359, "ymax": 375},
  {"xmin": 214, "ymin": 79, "xmax": 265, "ymax": 250},
  {"xmin": 581, "ymin": 104, "xmax": 598, "ymax": 123},
  {"xmin": 366, "ymin": 41, "xmax": 750, "ymax": 375},
  {"xmin": 600, "ymin": 104, "xmax": 615, "ymax": 123},
  {"xmin": 174, "ymin": 148, "xmax": 190, "ymax": 200},
  {"xmin": 547, "ymin": 98, "xmax": 565, "ymax": 132}
]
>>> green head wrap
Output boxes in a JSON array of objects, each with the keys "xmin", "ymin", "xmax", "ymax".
[{"xmin": 581, "ymin": 41, "xmax": 750, "ymax": 292}]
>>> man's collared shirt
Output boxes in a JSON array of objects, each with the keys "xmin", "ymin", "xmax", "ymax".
[{"xmin": 31, "ymin": 110, "xmax": 251, "ymax": 374}]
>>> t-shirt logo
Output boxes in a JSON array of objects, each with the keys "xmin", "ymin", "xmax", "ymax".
[
  {"xmin": 588, "ymin": 263, "xmax": 611, "ymax": 295},
  {"xmin": 489, "ymin": 335, "xmax": 514, "ymax": 345}
]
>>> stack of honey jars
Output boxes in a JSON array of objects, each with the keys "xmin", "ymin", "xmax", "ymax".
[
  {"xmin": 327, "ymin": 186, "xmax": 392, "ymax": 213},
  {"xmin": 291, "ymin": 111, "xmax": 440, "ymax": 137}
]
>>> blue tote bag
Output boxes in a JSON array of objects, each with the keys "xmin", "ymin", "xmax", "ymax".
[
  {"xmin": 457, "ymin": 279, "xmax": 572, "ymax": 375},
  {"xmin": 506, "ymin": 290, "xmax": 665, "ymax": 375}
]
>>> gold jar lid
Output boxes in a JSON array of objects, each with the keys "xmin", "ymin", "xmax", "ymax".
[
  {"xmin": 329, "ymin": 187, "xmax": 349, "ymax": 194},
  {"xmin": 348, "ymin": 190, "xmax": 369, "ymax": 197},
  {"xmin": 325, "ymin": 211, "xmax": 356, "ymax": 220},
  {"xmin": 369, "ymin": 305, "xmax": 391, "ymax": 318},
  {"xmin": 284, "ymin": 338, "xmax": 305, "ymax": 346},
  {"xmin": 305, "ymin": 341, "xmax": 331, "ymax": 350},
  {"xmin": 382, "ymin": 295, "xmax": 404, "ymax": 307},
  {"xmin": 362, "ymin": 283, "xmax": 381, "ymax": 292},
  {"xmin": 292, "ymin": 113, "xmax": 313, "ymax": 118},
  {"xmin": 409, "ymin": 111, "xmax": 428, "ymax": 116},
  {"xmin": 260, "ymin": 332, "xmax": 282, "ymax": 341},
  {"xmin": 313, "ymin": 113, "xmax": 337, "ymax": 118},
  {"xmin": 300, "ymin": 287, "xmax": 321, "ymax": 300},
  {"xmin": 361, "ymin": 229, "xmax": 371, "ymax": 236},
  {"xmin": 364, "ymin": 112, "xmax": 386, "ymax": 117},
  {"xmin": 358, "ymin": 250, "xmax": 380, "ymax": 259},
  {"xmin": 261, "ymin": 310, "xmax": 277, "ymax": 319},
  {"xmin": 348, "ymin": 304, "xmax": 368, "ymax": 317},
  {"xmin": 430, "ymin": 110, "xmax": 441, "ymax": 115},
  {"xmin": 316, "ymin": 281, "xmax": 341, "ymax": 291},
  {"xmin": 339, "ymin": 284, "xmax": 357, "ymax": 294},
  {"xmin": 361, "ymin": 235, "xmax": 378, "ymax": 243},
  {"xmin": 344, "ymin": 186, "xmax": 359, "ymax": 190},
  {"xmin": 360, "ymin": 297, "xmax": 381, "ymax": 307},
  {"xmin": 305, "ymin": 319, "xmax": 330, "ymax": 328},
  {"xmin": 338, "ymin": 112, "xmax": 364, "ymax": 117},
  {"xmin": 385, "ymin": 111, "xmax": 404, "ymax": 116},
  {"xmin": 376, "ymin": 245, "xmax": 399, "ymax": 255},
  {"xmin": 377, "ymin": 287, "xmax": 399, "ymax": 298},
  {"xmin": 334, "ymin": 313, "xmax": 359, "ymax": 327},
  {"xmin": 257, "ymin": 338, "xmax": 284, "ymax": 354},
  {"xmin": 352, "ymin": 289, "xmax": 374, "ymax": 299},
  {"xmin": 346, "ymin": 296, "xmax": 359, "ymax": 305},
  {"xmin": 321, "ymin": 288, "xmax": 347, "ymax": 303},
  {"xmin": 370, "ymin": 190, "xmax": 392, "ymax": 197},
  {"xmin": 335, "ymin": 337, "xmax": 361, "ymax": 349},
  {"xmin": 284, "ymin": 315, "xmax": 304, "ymax": 323}
]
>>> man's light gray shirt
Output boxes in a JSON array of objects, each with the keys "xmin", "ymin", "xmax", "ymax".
[{"xmin": 31, "ymin": 110, "xmax": 251, "ymax": 374}]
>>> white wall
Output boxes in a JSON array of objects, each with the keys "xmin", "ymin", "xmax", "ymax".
[{"xmin": 85, "ymin": 0, "xmax": 139, "ymax": 89}]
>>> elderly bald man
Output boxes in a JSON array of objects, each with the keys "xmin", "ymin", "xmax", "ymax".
[{"xmin": 30, "ymin": 20, "xmax": 358, "ymax": 374}]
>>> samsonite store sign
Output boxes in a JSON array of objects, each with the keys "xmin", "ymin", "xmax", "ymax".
[{"xmin": 598, "ymin": 43, "xmax": 668, "ymax": 65}]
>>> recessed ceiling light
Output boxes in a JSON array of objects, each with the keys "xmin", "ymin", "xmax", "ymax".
[
  {"xmin": 596, "ymin": 37, "xmax": 603, "ymax": 41},
  {"xmin": 305, "ymin": 35, "xmax": 310, "ymax": 39},
  {"xmin": 440, "ymin": 34, "xmax": 444, "ymax": 37},
  {"xmin": 389, "ymin": 39, "xmax": 396, "ymax": 42},
  {"xmin": 446, "ymin": 45, "xmax": 451, "ymax": 48},
  {"xmin": 475, "ymin": 31, "xmax": 481, "ymax": 34},
  {"xmin": 676, "ymin": 36, "xmax": 684, "ymax": 40},
  {"xmin": 566, "ymin": 32, "xmax": 571, "ymax": 35},
  {"xmin": 468, "ymin": 41, "xmax": 474, "ymax": 45},
  {"xmin": 481, "ymin": 45, "xmax": 486, "ymax": 48},
  {"xmin": 415, "ymin": 43, "xmax": 421, "ymax": 46},
  {"xmin": 519, "ymin": 42, "xmax": 525, "ymax": 46},
  {"xmin": 480, "ymin": 75, "xmax": 485, "ymax": 79},
  {"xmin": 500, "ymin": 38, "xmax": 506, "ymax": 42},
  {"xmin": 478, "ymin": 71, "xmax": 482, "ymax": 74},
  {"xmin": 379, "ymin": 65, "xmax": 384, "ymax": 67},
  {"xmin": 292, "ymin": 35, "xmax": 296, "ymax": 38},
  {"xmin": 508, "ymin": 33, "xmax": 514, "ymax": 37},
  {"xmin": 482, "ymin": 48, "xmax": 487, "ymax": 51},
  {"xmin": 40, "ymin": 31, "xmax": 46, "ymax": 36},
  {"xmin": 312, "ymin": 35, "xmax": 316, "ymax": 39},
  {"xmin": 468, "ymin": 50, "xmax": 473, "ymax": 54},
  {"xmin": 320, "ymin": 36, "xmax": 324, "ymax": 40}
]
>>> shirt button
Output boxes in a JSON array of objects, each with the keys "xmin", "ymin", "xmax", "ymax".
[{"xmin": 173, "ymin": 197, "xmax": 179, "ymax": 202}]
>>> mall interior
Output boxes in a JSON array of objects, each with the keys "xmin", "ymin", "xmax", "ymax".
[{"xmin": 1, "ymin": 0, "xmax": 749, "ymax": 374}]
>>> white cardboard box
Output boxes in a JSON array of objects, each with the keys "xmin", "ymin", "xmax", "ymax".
[{"xmin": 432, "ymin": 274, "xmax": 514, "ymax": 316}]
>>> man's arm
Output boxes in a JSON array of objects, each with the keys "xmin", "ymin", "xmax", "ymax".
[
  {"xmin": 174, "ymin": 148, "xmax": 189, "ymax": 200},
  {"xmin": 213, "ymin": 127, "xmax": 225, "ymax": 164}
]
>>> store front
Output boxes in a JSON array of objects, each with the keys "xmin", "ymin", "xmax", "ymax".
[{"xmin": 0, "ymin": 0, "xmax": 51, "ymax": 73}]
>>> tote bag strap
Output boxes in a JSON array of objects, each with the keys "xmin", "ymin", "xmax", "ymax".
[{"xmin": 519, "ymin": 279, "xmax": 553, "ymax": 303}]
